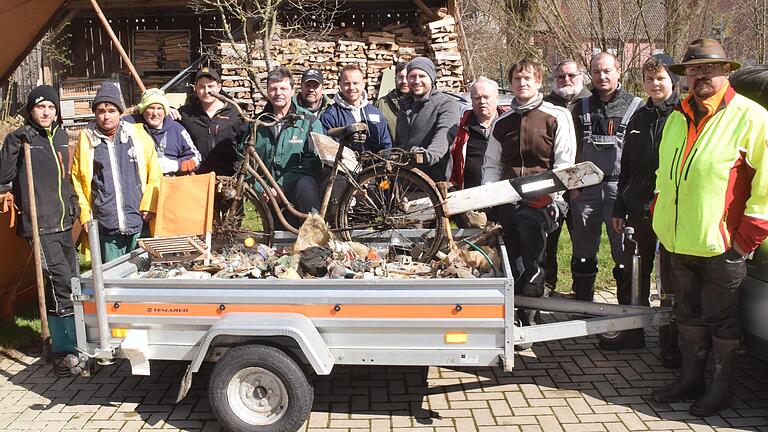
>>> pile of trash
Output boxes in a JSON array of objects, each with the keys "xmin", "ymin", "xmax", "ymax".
[{"xmin": 133, "ymin": 215, "xmax": 503, "ymax": 281}]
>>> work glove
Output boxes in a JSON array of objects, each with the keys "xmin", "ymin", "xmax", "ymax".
[
  {"xmin": 351, "ymin": 129, "xmax": 368, "ymax": 145},
  {"xmin": 8, "ymin": 126, "xmax": 35, "ymax": 149},
  {"xmin": 179, "ymin": 159, "xmax": 198, "ymax": 173},
  {"xmin": 159, "ymin": 158, "xmax": 180, "ymax": 174},
  {"xmin": 410, "ymin": 146, "xmax": 437, "ymax": 165},
  {"xmin": 523, "ymin": 195, "xmax": 553, "ymax": 209}
]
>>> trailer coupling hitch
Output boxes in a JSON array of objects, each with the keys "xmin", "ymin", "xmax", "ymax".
[{"xmin": 66, "ymin": 346, "xmax": 115, "ymax": 376}]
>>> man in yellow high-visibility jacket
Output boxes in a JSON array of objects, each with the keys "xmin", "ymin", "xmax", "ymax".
[{"xmin": 651, "ymin": 39, "xmax": 768, "ymax": 417}]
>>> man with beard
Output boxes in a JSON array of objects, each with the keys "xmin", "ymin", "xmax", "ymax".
[
  {"xmin": 124, "ymin": 88, "xmax": 200, "ymax": 176},
  {"xmin": 295, "ymin": 68, "xmax": 332, "ymax": 117},
  {"xmin": 570, "ymin": 52, "xmax": 644, "ymax": 302},
  {"xmin": 651, "ymin": 39, "xmax": 768, "ymax": 417},
  {"xmin": 542, "ymin": 60, "xmax": 591, "ymax": 291},
  {"xmin": 395, "ymin": 57, "xmax": 460, "ymax": 182},
  {"xmin": 321, "ymin": 64, "xmax": 391, "ymax": 153},
  {"xmin": 544, "ymin": 60, "xmax": 591, "ymax": 111},
  {"xmin": 376, "ymin": 61, "xmax": 409, "ymax": 140}
]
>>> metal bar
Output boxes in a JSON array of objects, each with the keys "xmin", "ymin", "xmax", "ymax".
[
  {"xmin": 88, "ymin": 0, "xmax": 146, "ymax": 93},
  {"xmin": 503, "ymin": 278, "xmax": 514, "ymax": 371},
  {"xmin": 631, "ymin": 254, "xmax": 642, "ymax": 306},
  {"xmin": 518, "ymin": 312, "xmax": 670, "ymax": 344},
  {"xmin": 86, "ymin": 219, "xmax": 113, "ymax": 362},
  {"xmin": 22, "ymin": 140, "xmax": 51, "ymax": 347},
  {"xmin": 514, "ymin": 296, "xmax": 668, "ymax": 316}
]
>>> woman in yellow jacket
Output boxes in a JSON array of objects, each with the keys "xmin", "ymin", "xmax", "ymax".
[{"xmin": 71, "ymin": 84, "xmax": 161, "ymax": 263}]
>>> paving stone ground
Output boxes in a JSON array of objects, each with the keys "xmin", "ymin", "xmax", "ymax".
[{"xmin": 1, "ymin": 292, "xmax": 767, "ymax": 432}]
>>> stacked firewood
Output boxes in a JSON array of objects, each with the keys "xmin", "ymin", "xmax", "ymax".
[
  {"xmin": 426, "ymin": 16, "xmax": 464, "ymax": 92},
  {"xmin": 216, "ymin": 15, "xmax": 467, "ymax": 109},
  {"xmin": 365, "ymin": 32, "xmax": 397, "ymax": 99}
]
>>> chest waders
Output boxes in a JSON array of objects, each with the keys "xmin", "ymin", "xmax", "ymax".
[{"xmin": 571, "ymin": 95, "xmax": 643, "ymax": 302}]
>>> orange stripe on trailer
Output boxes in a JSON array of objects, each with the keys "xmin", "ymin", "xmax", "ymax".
[{"xmin": 81, "ymin": 303, "xmax": 505, "ymax": 319}]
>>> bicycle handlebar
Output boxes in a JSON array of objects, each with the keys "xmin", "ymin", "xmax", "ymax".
[{"xmin": 207, "ymin": 91, "xmax": 303, "ymax": 127}]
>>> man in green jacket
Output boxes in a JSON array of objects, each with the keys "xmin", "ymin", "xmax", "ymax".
[
  {"xmin": 651, "ymin": 39, "xmax": 768, "ymax": 417},
  {"xmin": 375, "ymin": 61, "xmax": 409, "ymax": 140},
  {"xmin": 253, "ymin": 66, "xmax": 324, "ymax": 225}
]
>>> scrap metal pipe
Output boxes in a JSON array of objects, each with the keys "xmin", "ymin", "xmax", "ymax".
[
  {"xmin": 89, "ymin": 0, "xmax": 146, "ymax": 93},
  {"xmin": 22, "ymin": 140, "xmax": 50, "ymax": 345},
  {"xmin": 86, "ymin": 219, "xmax": 112, "ymax": 362}
]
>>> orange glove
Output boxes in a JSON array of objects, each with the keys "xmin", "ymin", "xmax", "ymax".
[
  {"xmin": 524, "ymin": 195, "xmax": 553, "ymax": 209},
  {"xmin": 179, "ymin": 159, "xmax": 198, "ymax": 173}
]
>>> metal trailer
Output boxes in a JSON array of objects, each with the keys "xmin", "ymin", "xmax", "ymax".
[{"xmin": 69, "ymin": 226, "xmax": 670, "ymax": 432}]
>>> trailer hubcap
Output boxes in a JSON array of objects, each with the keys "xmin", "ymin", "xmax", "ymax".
[{"xmin": 227, "ymin": 367, "xmax": 288, "ymax": 425}]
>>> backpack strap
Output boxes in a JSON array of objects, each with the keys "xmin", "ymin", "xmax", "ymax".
[
  {"xmin": 581, "ymin": 97, "xmax": 592, "ymax": 140},
  {"xmin": 616, "ymin": 97, "xmax": 644, "ymax": 139}
]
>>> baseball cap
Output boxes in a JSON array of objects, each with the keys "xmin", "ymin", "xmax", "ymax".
[
  {"xmin": 301, "ymin": 68, "xmax": 324, "ymax": 85},
  {"xmin": 195, "ymin": 67, "xmax": 221, "ymax": 83}
]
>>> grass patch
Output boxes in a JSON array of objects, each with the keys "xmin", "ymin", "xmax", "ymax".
[
  {"xmin": 554, "ymin": 225, "xmax": 618, "ymax": 295},
  {"xmin": 0, "ymin": 302, "xmax": 43, "ymax": 352}
]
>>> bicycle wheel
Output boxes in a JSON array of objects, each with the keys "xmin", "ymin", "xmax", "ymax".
[
  {"xmin": 214, "ymin": 177, "xmax": 275, "ymax": 247},
  {"xmin": 336, "ymin": 166, "xmax": 446, "ymax": 261}
]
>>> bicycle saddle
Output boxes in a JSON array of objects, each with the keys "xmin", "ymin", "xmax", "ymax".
[{"xmin": 327, "ymin": 123, "xmax": 368, "ymax": 140}]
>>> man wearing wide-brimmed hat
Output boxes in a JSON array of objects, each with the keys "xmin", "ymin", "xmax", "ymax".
[{"xmin": 651, "ymin": 38, "xmax": 768, "ymax": 417}]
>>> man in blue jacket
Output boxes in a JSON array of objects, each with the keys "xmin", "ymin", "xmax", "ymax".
[{"xmin": 321, "ymin": 64, "xmax": 392, "ymax": 153}]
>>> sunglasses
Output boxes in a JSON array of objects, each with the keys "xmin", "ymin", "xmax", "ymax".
[{"xmin": 555, "ymin": 73, "xmax": 580, "ymax": 80}]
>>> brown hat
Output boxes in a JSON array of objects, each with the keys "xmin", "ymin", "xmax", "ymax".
[{"xmin": 670, "ymin": 38, "xmax": 741, "ymax": 75}]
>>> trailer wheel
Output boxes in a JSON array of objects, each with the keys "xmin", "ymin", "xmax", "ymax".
[{"xmin": 209, "ymin": 344, "xmax": 313, "ymax": 432}]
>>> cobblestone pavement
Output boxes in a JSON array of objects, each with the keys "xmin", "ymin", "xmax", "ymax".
[{"xmin": 1, "ymin": 293, "xmax": 767, "ymax": 432}]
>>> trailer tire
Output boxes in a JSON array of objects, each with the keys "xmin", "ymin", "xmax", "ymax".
[{"xmin": 209, "ymin": 344, "xmax": 313, "ymax": 432}]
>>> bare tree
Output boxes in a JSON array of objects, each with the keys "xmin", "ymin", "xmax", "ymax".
[{"xmin": 190, "ymin": 0, "xmax": 342, "ymax": 98}]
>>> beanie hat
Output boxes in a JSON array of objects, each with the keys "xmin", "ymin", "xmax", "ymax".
[
  {"xmin": 649, "ymin": 53, "xmax": 679, "ymax": 86},
  {"xmin": 406, "ymin": 57, "xmax": 437, "ymax": 84},
  {"xmin": 27, "ymin": 85, "xmax": 59, "ymax": 114},
  {"xmin": 91, "ymin": 82, "xmax": 125, "ymax": 113},
  {"xmin": 138, "ymin": 88, "xmax": 170, "ymax": 115}
]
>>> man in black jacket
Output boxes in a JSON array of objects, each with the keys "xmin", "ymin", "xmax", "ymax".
[
  {"xmin": 0, "ymin": 85, "xmax": 79, "ymax": 375},
  {"xmin": 603, "ymin": 54, "xmax": 681, "ymax": 365},
  {"xmin": 178, "ymin": 67, "xmax": 245, "ymax": 176}
]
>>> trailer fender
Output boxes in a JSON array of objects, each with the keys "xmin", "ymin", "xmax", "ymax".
[{"xmin": 176, "ymin": 312, "xmax": 334, "ymax": 403}]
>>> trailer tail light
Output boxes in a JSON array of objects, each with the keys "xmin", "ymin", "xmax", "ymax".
[
  {"xmin": 444, "ymin": 332, "xmax": 467, "ymax": 344},
  {"xmin": 112, "ymin": 328, "xmax": 127, "ymax": 338}
]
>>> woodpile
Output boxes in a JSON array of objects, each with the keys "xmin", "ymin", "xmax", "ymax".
[
  {"xmin": 133, "ymin": 31, "xmax": 190, "ymax": 72},
  {"xmin": 426, "ymin": 16, "xmax": 464, "ymax": 92},
  {"xmin": 217, "ymin": 14, "xmax": 467, "ymax": 109}
]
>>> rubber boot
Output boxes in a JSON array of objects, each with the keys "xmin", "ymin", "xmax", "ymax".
[
  {"xmin": 572, "ymin": 276, "xmax": 596, "ymax": 301},
  {"xmin": 659, "ymin": 322, "xmax": 681, "ymax": 368},
  {"xmin": 652, "ymin": 324, "xmax": 709, "ymax": 403},
  {"xmin": 598, "ymin": 328, "xmax": 645, "ymax": 350},
  {"xmin": 49, "ymin": 315, "xmax": 77, "ymax": 378},
  {"xmin": 689, "ymin": 336, "xmax": 740, "ymax": 417}
]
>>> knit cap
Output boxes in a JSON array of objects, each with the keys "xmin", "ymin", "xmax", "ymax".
[
  {"xmin": 407, "ymin": 57, "xmax": 437, "ymax": 84},
  {"xmin": 138, "ymin": 88, "xmax": 170, "ymax": 115},
  {"xmin": 649, "ymin": 53, "xmax": 679, "ymax": 86},
  {"xmin": 27, "ymin": 85, "xmax": 59, "ymax": 113},
  {"xmin": 91, "ymin": 82, "xmax": 125, "ymax": 113}
]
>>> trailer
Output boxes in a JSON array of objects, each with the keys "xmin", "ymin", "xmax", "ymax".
[{"xmin": 68, "ymin": 226, "xmax": 670, "ymax": 432}]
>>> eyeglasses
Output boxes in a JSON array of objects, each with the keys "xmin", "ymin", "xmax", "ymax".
[
  {"xmin": 555, "ymin": 73, "xmax": 580, "ymax": 80},
  {"xmin": 684, "ymin": 63, "xmax": 719, "ymax": 76}
]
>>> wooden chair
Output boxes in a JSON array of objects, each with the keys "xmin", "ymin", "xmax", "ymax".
[{"xmin": 139, "ymin": 172, "xmax": 216, "ymax": 264}]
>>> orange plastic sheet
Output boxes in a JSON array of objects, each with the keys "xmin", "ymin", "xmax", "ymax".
[
  {"xmin": 151, "ymin": 173, "xmax": 215, "ymax": 237},
  {"xmin": 0, "ymin": 193, "xmax": 35, "ymax": 320}
]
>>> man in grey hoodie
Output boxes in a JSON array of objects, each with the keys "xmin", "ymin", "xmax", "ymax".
[{"xmin": 394, "ymin": 57, "xmax": 460, "ymax": 182}]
